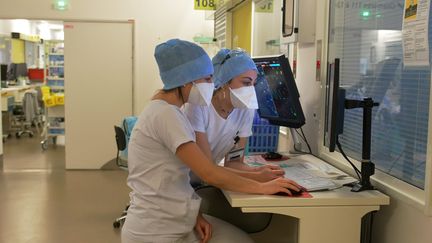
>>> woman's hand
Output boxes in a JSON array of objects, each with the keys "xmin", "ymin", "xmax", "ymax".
[
  {"xmin": 258, "ymin": 177, "xmax": 303, "ymax": 195},
  {"xmin": 194, "ymin": 213, "xmax": 212, "ymax": 243},
  {"xmin": 254, "ymin": 164, "xmax": 285, "ymax": 182}
]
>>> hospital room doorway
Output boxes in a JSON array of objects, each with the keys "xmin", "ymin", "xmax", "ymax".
[
  {"xmin": 0, "ymin": 19, "xmax": 66, "ymax": 171},
  {"xmin": 0, "ymin": 19, "xmax": 134, "ymax": 171}
]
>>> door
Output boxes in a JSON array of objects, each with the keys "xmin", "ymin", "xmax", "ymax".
[
  {"xmin": 64, "ymin": 21, "xmax": 133, "ymax": 169},
  {"xmin": 231, "ymin": 0, "xmax": 252, "ymax": 53}
]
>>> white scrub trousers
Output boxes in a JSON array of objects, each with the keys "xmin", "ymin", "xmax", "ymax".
[{"xmin": 121, "ymin": 214, "xmax": 254, "ymax": 243}]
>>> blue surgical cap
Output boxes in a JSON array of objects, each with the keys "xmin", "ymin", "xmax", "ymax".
[
  {"xmin": 154, "ymin": 39, "xmax": 214, "ymax": 90},
  {"xmin": 212, "ymin": 49, "xmax": 257, "ymax": 89}
]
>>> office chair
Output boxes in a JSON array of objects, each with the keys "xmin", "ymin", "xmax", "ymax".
[
  {"xmin": 114, "ymin": 125, "xmax": 128, "ymax": 169},
  {"xmin": 12, "ymin": 91, "xmax": 42, "ymax": 138},
  {"xmin": 113, "ymin": 125, "xmax": 129, "ymax": 228}
]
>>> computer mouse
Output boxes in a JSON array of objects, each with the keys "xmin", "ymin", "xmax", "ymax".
[
  {"xmin": 263, "ymin": 151, "xmax": 283, "ymax": 160},
  {"xmin": 273, "ymin": 188, "xmax": 304, "ymax": 197}
]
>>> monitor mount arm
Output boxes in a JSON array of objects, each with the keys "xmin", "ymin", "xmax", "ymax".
[
  {"xmin": 289, "ymin": 128, "xmax": 303, "ymax": 154},
  {"xmin": 344, "ymin": 97, "xmax": 379, "ymax": 192}
]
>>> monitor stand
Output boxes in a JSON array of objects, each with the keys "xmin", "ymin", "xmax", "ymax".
[{"xmin": 345, "ymin": 97, "xmax": 379, "ymax": 192}]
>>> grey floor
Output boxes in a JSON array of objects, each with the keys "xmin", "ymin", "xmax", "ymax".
[
  {"xmin": 0, "ymin": 134, "xmax": 295, "ymax": 243},
  {"xmin": 0, "ymin": 135, "xmax": 130, "ymax": 243}
]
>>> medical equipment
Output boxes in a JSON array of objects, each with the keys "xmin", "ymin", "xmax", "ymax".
[{"xmin": 40, "ymin": 86, "xmax": 65, "ymax": 150}]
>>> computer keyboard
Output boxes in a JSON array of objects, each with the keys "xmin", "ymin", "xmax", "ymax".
[{"xmin": 283, "ymin": 166, "xmax": 339, "ymax": 192}]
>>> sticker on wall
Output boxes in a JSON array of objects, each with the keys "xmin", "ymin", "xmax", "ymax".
[
  {"xmin": 255, "ymin": 0, "xmax": 274, "ymax": 13},
  {"xmin": 194, "ymin": 0, "xmax": 216, "ymax": 10}
]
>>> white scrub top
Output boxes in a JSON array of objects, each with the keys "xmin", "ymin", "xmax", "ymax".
[
  {"xmin": 122, "ymin": 100, "xmax": 201, "ymax": 242},
  {"xmin": 184, "ymin": 103, "xmax": 254, "ymax": 164}
]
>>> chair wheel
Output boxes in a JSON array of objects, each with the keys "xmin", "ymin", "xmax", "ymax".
[
  {"xmin": 41, "ymin": 141, "xmax": 48, "ymax": 150},
  {"xmin": 113, "ymin": 221, "xmax": 121, "ymax": 228},
  {"xmin": 16, "ymin": 133, "xmax": 21, "ymax": 138}
]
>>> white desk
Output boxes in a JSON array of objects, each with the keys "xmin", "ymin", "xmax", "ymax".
[
  {"xmin": 1, "ymin": 84, "xmax": 39, "ymax": 111},
  {"xmin": 223, "ymin": 154, "xmax": 390, "ymax": 243}
]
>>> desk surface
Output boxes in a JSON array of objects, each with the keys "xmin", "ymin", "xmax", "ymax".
[
  {"xmin": 224, "ymin": 154, "xmax": 390, "ymax": 207},
  {"xmin": 1, "ymin": 84, "xmax": 40, "ymax": 95},
  {"xmin": 224, "ymin": 186, "xmax": 389, "ymax": 207},
  {"xmin": 223, "ymin": 154, "xmax": 390, "ymax": 243}
]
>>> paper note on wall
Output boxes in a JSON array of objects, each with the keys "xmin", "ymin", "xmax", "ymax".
[{"xmin": 402, "ymin": 0, "xmax": 430, "ymax": 66}]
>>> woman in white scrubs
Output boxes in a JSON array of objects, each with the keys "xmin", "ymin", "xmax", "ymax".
[
  {"xmin": 183, "ymin": 49, "xmax": 286, "ymax": 233},
  {"xmin": 184, "ymin": 49, "xmax": 284, "ymax": 184},
  {"xmin": 121, "ymin": 39, "xmax": 302, "ymax": 243}
]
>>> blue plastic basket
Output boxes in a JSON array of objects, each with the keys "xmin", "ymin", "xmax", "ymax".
[{"xmin": 247, "ymin": 111, "xmax": 279, "ymax": 153}]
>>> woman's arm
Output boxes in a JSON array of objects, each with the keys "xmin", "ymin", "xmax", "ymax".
[
  {"xmin": 195, "ymin": 132, "xmax": 263, "ymax": 179},
  {"xmin": 176, "ymin": 141, "xmax": 301, "ymax": 195},
  {"xmin": 224, "ymin": 137, "xmax": 285, "ymax": 182},
  {"xmin": 195, "ymin": 131, "xmax": 214, "ymax": 161},
  {"xmin": 196, "ymin": 133, "xmax": 283, "ymax": 182}
]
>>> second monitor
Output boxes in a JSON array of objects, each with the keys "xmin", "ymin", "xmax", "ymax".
[{"xmin": 253, "ymin": 54, "xmax": 305, "ymax": 129}]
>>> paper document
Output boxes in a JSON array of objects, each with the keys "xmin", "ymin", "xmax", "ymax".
[
  {"xmin": 245, "ymin": 154, "xmax": 357, "ymax": 191},
  {"xmin": 282, "ymin": 165, "xmax": 339, "ymax": 192}
]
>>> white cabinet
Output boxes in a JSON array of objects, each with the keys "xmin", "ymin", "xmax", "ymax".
[{"xmin": 281, "ymin": 0, "xmax": 316, "ymax": 44}]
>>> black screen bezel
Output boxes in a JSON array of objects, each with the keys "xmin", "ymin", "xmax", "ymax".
[{"xmin": 253, "ymin": 55, "xmax": 306, "ymax": 129}]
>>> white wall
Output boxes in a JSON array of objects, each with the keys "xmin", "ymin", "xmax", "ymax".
[
  {"xmin": 291, "ymin": 42, "xmax": 321, "ymax": 154},
  {"xmin": 371, "ymin": 195, "xmax": 432, "ymax": 243},
  {"xmin": 0, "ymin": 0, "xmax": 214, "ymax": 115},
  {"xmin": 0, "ymin": 19, "xmax": 35, "ymax": 35}
]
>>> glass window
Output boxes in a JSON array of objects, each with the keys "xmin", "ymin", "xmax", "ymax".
[
  {"xmin": 326, "ymin": 0, "xmax": 431, "ymax": 189},
  {"xmin": 282, "ymin": 0, "xmax": 295, "ymax": 37}
]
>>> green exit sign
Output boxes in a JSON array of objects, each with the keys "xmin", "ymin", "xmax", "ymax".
[{"xmin": 53, "ymin": 0, "xmax": 70, "ymax": 11}]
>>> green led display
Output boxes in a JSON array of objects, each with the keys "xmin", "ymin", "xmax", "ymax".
[{"xmin": 53, "ymin": 0, "xmax": 70, "ymax": 11}]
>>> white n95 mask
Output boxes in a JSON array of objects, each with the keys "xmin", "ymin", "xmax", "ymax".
[
  {"xmin": 229, "ymin": 86, "xmax": 258, "ymax": 109},
  {"xmin": 188, "ymin": 82, "xmax": 214, "ymax": 106}
]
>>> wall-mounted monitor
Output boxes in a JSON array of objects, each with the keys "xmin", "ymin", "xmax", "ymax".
[
  {"xmin": 325, "ymin": 58, "xmax": 345, "ymax": 152},
  {"xmin": 253, "ymin": 54, "xmax": 305, "ymax": 128}
]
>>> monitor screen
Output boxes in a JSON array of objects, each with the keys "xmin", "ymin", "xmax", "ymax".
[
  {"xmin": 253, "ymin": 55, "xmax": 305, "ymax": 128},
  {"xmin": 7, "ymin": 63, "xmax": 28, "ymax": 81},
  {"xmin": 0, "ymin": 64, "xmax": 7, "ymax": 81},
  {"xmin": 15, "ymin": 63, "xmax": 28, "ymax": 78},
  {"xmin": 325, "ymin": 58, "xmax": 345, "ymax": 152}
]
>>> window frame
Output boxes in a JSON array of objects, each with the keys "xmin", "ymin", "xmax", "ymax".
[
  {"xmin": 317, "ymin": 0, "xmax": 432, "ymax": 215},
  {"xmin": 282, "ymin": 0, "xmax": 295, "ymax": 37}
]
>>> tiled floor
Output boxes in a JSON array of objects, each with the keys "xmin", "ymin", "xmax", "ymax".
[
  {"xmin": 3, "ymin": 134, "xmax": 65, "ymax": 171},
  {"xmin": 0, "ymin": 134, "xmax": 130, "ymax": 243},
  {"xmin": 0, "ymin": 134, "xmax": 295, "ymax": 243}
]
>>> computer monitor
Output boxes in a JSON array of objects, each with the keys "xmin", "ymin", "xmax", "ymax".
[
  {"xmin": 0, "ymin": 64, "xmax": 7, "ymax": 81},
  {"xmin": 325, "ymin": 58, "xmax": 378, "ymax": 192},
  {"xmin": 7, "ymin": 63, "xmax": 28, "ymax": 81},
  {"xmin": 15, "ymin": 63, "xmax": 28, "ymax": 78},
  {"xmin": 253, "ymin": 55, "xmax": 306, "ymax": 128},
  {"xmin": 326, "ymin": 58, "xmax": 346, "ymax": 152}
]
